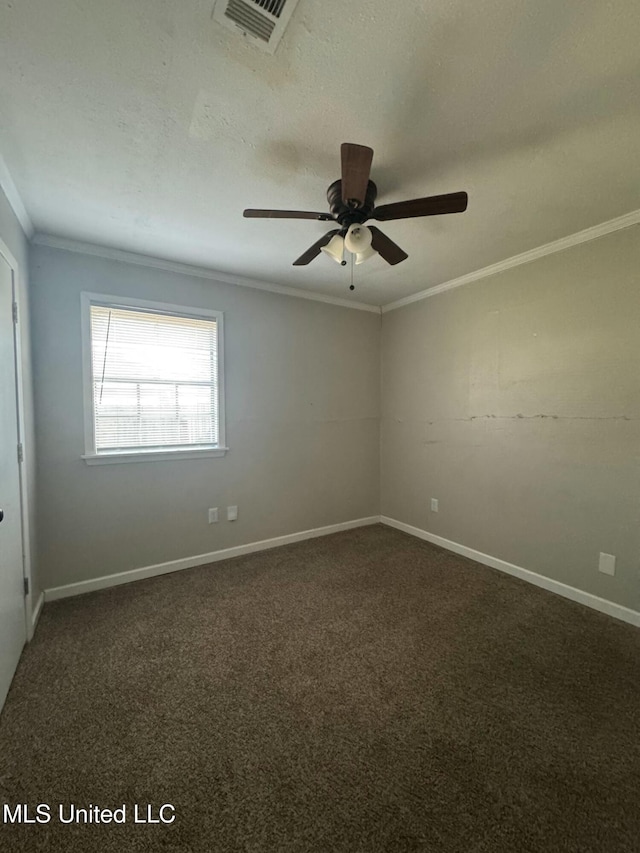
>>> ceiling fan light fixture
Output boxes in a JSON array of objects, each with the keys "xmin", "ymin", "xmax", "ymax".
[
  {"xmin": 355, "ymin": 244, "xmax": 378, "ymax": 265},
  {"xmin": 344, "ymin": 223, "xmax": 373, "ymax": 254},
  {"xmin": 320, "ymin": 234, "xmax": 346, "ymax": 264}
]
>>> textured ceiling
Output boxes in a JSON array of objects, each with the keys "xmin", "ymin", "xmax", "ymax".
[{"xmin": 1, "ymin": 0, "xmax": 639, "ymax": 305}]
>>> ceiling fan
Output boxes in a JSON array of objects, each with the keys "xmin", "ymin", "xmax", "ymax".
[{"xmin": 244, "ymin": 143, "xmax": 468, "ymax": 268}]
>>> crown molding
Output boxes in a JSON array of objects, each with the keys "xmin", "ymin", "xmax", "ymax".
[
  {"xmin": 0, "ymin": 153, "xmax": 34, "ymax": 238},
  {"xmin": 32, "ymin": 207, "xmax": 640, "ymax": 315},
  {"xmin": 32, "ymin": 234, "xmax": 381, "ymax": 314},
  {"xmin": 382, "ymin": 208, "xmax": 640, "ymax": 313}
]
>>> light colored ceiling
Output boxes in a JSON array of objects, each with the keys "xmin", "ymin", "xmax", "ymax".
[{"xmin": 1, "ymin": 0, "xmax": 639, "ymax": 306}]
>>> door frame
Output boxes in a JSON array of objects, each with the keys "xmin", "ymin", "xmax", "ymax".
[{"xmin": 0, "ymin": 236, "xmax": 35, "ymax": 641}]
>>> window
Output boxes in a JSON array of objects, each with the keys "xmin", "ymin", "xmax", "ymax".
[{"xmin": 81, "ymin": 294, "xmax": 226, "ymax": 464}]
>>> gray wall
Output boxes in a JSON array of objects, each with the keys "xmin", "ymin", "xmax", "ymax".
[
  {"xmin": 381, "ymin": 226, "xmax": 640, "ymax": 612},
  {"xmin": 29, "ymin": 226, "xmax": 640, "ymax": 613},
  {"xmin": 0, "ymin": 188, "xmax": 39, "ymax": 610},
  {"xmin": 31, "ymin": 245, "xmax": 380, "ymax": 590}
]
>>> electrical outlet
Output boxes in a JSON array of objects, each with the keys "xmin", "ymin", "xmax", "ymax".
[
  {"xmin": 227, "ymin": 505, "xmax": 238, "ymax": 522},
  {"xmin": 598, "ymin": 552, "xmax": 616, "ymax": 576},
  {"xmin": 208, "ymin": 508, "xmax": 218, "ymax": 524},
  {"xmin": 431, "ymin": 498, "xmax": 439, "ymax": 513}
]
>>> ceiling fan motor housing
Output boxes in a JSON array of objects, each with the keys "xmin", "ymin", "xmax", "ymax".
[{"xmin": 327, "ymin": 179, "xmax": 378, "ymax": 226}]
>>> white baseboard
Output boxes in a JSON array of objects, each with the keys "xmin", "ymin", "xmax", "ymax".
[
  {"xmin": 44, "ymin": 516, "xmax": 380, "ymax": 602},
  {"xmin": 29, "ymin": 592, "xmax": 44, "ymax": 639},
  {"xmin": 380, "ymin": 516, "xmax": 640, "ymax": 629},
  {"xmin": 42, "ymin": 514, "xmax": 640, "ymax": 629}
]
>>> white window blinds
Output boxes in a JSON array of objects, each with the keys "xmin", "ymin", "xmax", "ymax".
[{"xmin": 89, "ymin": 304, "xmax": 220, "ymax": 453}]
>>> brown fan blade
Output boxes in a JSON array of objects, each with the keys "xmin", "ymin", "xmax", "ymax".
[
  {"xmin": 369, "ymin": 226, "xmax": 408, "ymax": 265},
  {"xmin": 292, "ymin": 230, "xmax": 341, "ymax": 266},
  {"xmin": 373, "ymin": 191, "xmax": 468, "ymax": 221},
  {"xmin": 244, "ymin": 209, "xmax": 335, "ymax": 221},
  {"xmin": 341, "ymin": 143, "xmax": 374, "ymax": 208}
]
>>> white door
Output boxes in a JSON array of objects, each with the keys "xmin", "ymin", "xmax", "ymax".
[{"xmin": 0, "ymin": 254, "xmax": 26, "ymax": 711}]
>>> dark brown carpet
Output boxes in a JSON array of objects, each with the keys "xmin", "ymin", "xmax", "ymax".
[{"xmin": 1, "ymin": 524, "xmax": 639, "ymax": 852}]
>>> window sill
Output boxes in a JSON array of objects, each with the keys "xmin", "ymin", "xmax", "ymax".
[{"xmin": 82, "ymin": 447, "xmax": 229, "ymax": 465}]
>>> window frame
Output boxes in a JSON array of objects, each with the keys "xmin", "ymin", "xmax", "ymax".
[{"xmin": 80, "ymin": 292, "xmax": 227, "ymax": 465}]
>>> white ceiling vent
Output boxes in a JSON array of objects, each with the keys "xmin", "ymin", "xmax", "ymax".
[{"xmin": 213, "ymin": 0, "xmax": 301, "ymax": 54}]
